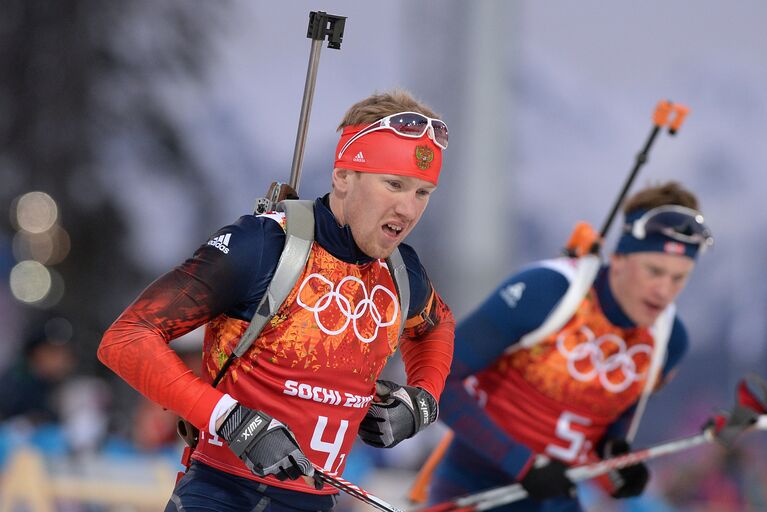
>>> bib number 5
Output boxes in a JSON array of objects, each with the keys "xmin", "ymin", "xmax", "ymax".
[{"xmin": 545, "ymin": 411, "xmax": 592, "ymax": 463}]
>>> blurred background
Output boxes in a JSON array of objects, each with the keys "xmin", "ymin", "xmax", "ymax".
[{"xmin": 1, "ymin": 1, "xmax": 766, "ymax": 510}]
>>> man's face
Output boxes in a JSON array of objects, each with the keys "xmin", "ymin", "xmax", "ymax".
[
  {"xmin": 330, "ymin": 170, "xmax": 436, "ymax": 259},
  {"xmin": 609, "ymin": 251, "xmax": 695, "ymax": 327}
]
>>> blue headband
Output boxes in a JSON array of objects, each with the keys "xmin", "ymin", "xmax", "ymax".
[{"xmin": 615, "ymin": 208, "xmax": 702, "ymax": 259}]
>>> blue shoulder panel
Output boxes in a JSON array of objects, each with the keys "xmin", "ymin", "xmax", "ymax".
[
  {"xmin": 454, "ymin": 264, "xmax": 570, "ymax": 374},
  {"xmin": 397, "ymin": 242, "xmax": 433, "ymax": 319},
  {"xmin": 191, "ymin": 214, "xmax": 286, "ymax": 322}
]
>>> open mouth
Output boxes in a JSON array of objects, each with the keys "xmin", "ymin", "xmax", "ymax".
[
  {"xmin": 382, "ymin": 223, "xmax": 404, "ymax": 239},
  {"xmin": 643, "ymin": 300, "xmax": 664, "ymax": 314}
]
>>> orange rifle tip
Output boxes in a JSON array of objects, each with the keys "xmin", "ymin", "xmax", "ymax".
[
  {"xmin": 668, "ymin": 104, "xmax": 690, "ymax": 135},
  {"xmin": 653, "ymin": 100, "xmax": 673, "ymax": 127}
]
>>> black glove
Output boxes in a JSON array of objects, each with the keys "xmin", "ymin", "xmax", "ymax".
[
  {"xmin": 217, "ymin": 404, "xmax": 318, "ymax": 487},
  {"xmin": 599, "ymin": 438, "xmax": 649, "ymax": 498},
  {"xmin": 358, "ymin": 380, "xmax": 438, "ymax": 448},
  {"xmin": 519, "ymin": 455, "xmax": 576, "ymax": 501}
]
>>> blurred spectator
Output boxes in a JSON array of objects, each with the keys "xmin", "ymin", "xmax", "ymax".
[
  {"xmin": 660, "ymin": 444, "xmax": 767, "ymax": 511},
  {"xmin": 0, "ymin": 316, "xmax": 76, "ymax": 425},
  {"xmin": 59, "ymin": 376, "xmax": 111, "ymax": 455}
]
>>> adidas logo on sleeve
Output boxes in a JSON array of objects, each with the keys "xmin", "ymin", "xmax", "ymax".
[{"xmin": 207, "ymin": 233, "xmax": 231, "ymax": 254}]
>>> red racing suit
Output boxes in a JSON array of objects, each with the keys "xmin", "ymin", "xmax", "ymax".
[{"xmin": 98, "ymin": 196, "xmax": 454, "ymax": 494}]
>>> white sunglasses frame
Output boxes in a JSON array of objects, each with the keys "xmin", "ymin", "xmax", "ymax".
[
  {"xmin": 337, "ymin": 111, "xmax": 448, "ymax": 159},
  {"xmin": 627, "ymin": 204, "xmax": 714, "ymax": 253}
]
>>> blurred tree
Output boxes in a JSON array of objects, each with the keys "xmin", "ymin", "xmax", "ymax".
[{"xmin": 0, "ymin": 1, "xmax": 224, "ymax": 373}]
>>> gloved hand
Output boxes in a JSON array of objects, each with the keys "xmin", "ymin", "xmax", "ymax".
[
  {"xmin": 705, "ymin": 374, "xmax": 767, "ymax": 448},
  {"xmin": 704, "ymin": 405, "xmax": 759, "ymax": 448},
  {"xmin": 217, "ymin": 404, "xmax": 319, "ymax": 487},
  {"xmin": 599, "ymin": 438, "xmax": 649, "ymax": 498},
  {"xmin": 519, "ymin": 455, "xmax": 576, "ymax": 501},
  {"xmin": 358, "ymin": 380, "xmax": 438, "ymax": 448}
]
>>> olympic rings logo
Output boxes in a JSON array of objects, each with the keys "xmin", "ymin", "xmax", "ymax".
[
  {"xmin": 556, "ymin": 326, "xmax": 652, "ymax": 393},
  {"xmin": 296, "ymin": 273, "xmax": 399, "ymax": 343}
]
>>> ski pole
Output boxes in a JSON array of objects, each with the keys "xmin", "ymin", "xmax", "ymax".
[
  {"xmin": 417, "ymin": 415, "xmax": 767, "ymax": 512},
  {"xmin": 418, "ymin": 374, "xmax": 767, "ymax": 512},
  {"xmin": 312, "ymin": 464, "xmax": 405, "ymax": 512}
]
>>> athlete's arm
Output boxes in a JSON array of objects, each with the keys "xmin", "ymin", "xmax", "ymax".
[
  {"xmin": 358, "ymin": 247, "xmax": 455, "ymax": 448},
  {"xmin": 438, "ymin": 265, "xmax": 571, "ymax": 478},
  {"xmin": 97, "ymin": 216, "xmax": 284, "ymax": 431},
  {"xmin": 396, "ymin": 245, "xmax": 455, "ymax": 402}
]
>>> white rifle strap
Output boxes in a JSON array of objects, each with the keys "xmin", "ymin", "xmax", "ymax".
[
  {"xmin": 509, "ymin": 254, "xmax": 602, "ymax": 352},
  {"xmin": 626, "ymin": 303, "xmax": 675, "ymax": 442},
  {"xmin": 385, "ymin": 248, "xmax": 409, "ymax": 338},
  {"xmin": 232, "ymin": 200, "xmax": 314, "ymax": 358}
]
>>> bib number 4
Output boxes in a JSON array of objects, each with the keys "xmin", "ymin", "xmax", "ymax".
[
  {"xmin": 310, "ymin": 416, "xmax": 349, "ymax": 474},
  {"xmin": 204, "ymin": 414, "xmax": 351, "ymax": 475}
]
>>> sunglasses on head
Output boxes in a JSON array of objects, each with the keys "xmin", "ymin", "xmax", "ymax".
[
  {"xmin": 626, "ymin": 205, "xmax": 714, "ymax": 253},
  {"xmin": 338, "ymin": 111, "xmax": 449, "ymax": 159}
]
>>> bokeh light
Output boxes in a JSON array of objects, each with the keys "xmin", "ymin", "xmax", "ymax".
[
  {"xmin": 9, "ymin": 260, "xmax": 52, "ymax": 304},
  {"xmin": 12, "ymin": 191, "xmax": 59, "ymax": 233},
  {"xmin": 11, "ymin": 225, "xmax": 71, "ymax": 265}
]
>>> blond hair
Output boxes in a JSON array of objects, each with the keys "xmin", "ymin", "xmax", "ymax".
[{"xmin": 337, "ymin": 89, "xmax": 440, "ymax": 129}]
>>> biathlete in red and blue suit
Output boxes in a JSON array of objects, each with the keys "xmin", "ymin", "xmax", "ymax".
[
  {"xmin": 99, "ymin": 90, "xmax": 455, "ymax": 512},
  {"xmin": 429, "ymin": 182, "xmax": 713, "ymax": 512}
]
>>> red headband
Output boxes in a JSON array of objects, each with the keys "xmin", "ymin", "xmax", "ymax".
[{"xmin": 334, "ymin": 125, "xmax": 443, "ymax": 185}]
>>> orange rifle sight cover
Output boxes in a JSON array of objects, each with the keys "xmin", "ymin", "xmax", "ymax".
[{"xmin": 564, "ymin": 221, "xmax": 601, "ymax": 257}]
